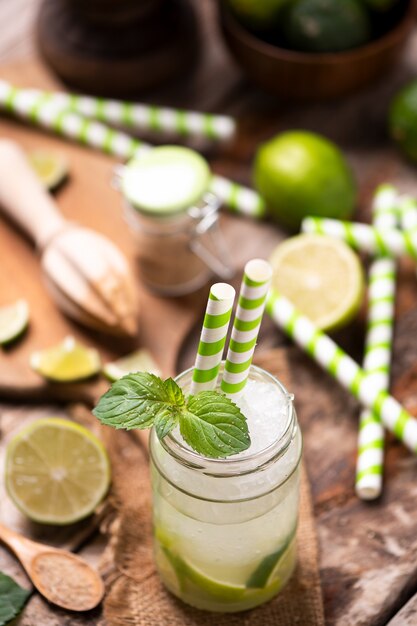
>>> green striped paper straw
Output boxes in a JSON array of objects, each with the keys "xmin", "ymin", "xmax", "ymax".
[
  {"xmin": 399, "ymin": 195, "xmax": 417, "ymax": 231},
  {"xmin": 0, "ymin": 81, "xmax": 264, "ymax": 219},
  {"xmin": 356, "ymin": 185, "xmax": 398, "ymax": 500},
  {"xmin": 0, "ymin": 81, "xmax": 236, "ymax": 141},
  {"xmin": 210, "ymin": 175, "xmax": 266, "ymax": 219},
  {"xmin": 221, "ymin": 259, "xmax": 272, "ymax": 396},
  {"xmin": 190, "ymin": 283, "xmax": 236, "ymax": 395},
  {"xmin": 302, "ymin": 216, "xmax": 417, "ymax": 260},
  {"xmin": 266, "ymin": 289, "xmax": 417, "ymax": 454},
  {"xmin": 0, "ymin": 80, "xmax": 150, "ymax": 160}
]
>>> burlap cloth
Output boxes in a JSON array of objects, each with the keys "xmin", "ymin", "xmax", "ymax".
[{"xmin": 93, "ymin": 351, "xmax": 324, "ymax": 625}]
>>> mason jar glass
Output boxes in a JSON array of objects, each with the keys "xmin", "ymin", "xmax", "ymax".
[
  {"xmin": 118, "ymin": 146, "xmax": 234, "ymax": 296},
  {"xmin": 150, "ymin": 364, "xmax": 302, "ymax": 613}
]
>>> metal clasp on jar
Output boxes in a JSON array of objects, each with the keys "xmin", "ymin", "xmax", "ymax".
[{"xmin": 188, "ymin": 192, "xmax": 235, "ymax": 280}]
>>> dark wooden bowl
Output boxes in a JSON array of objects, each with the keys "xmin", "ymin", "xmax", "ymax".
[
  {"xmin": 37, "ymin": 0, "xmax": 201, "ymax": 97},
  {"xmin": 219, "ymin": 0, "xmax": 417, "ymax": 100}
]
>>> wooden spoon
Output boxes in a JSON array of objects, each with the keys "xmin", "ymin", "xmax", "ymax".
[{"xmin": 0, "ymin": 522, "xmax": 104, "ymax": 611}]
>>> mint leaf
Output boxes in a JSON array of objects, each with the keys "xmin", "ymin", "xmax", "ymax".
[
  {"xmin": 163, "ymin": 378, "xmax": 185, "ymax": 407},
  {"xmin": 93, "ymin": 372, "xmax": 171, "ymax": 430},
  {"xmin": 0, "ymin": 572, "xmax": 30, "ymax": 625},
  {"xmin": 154, "ymin": 406, "xmax": 181, "ymax": 439},
  {"xmin": 93, "ymin": 372, "xmax": 251, "ymax": 459},
  {"xmin": 180, "ymin": 392, "xmax": 250, "ymax": 458}
]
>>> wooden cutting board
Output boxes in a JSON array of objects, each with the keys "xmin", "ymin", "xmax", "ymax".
[{"xmin": 0, "ymin": 60, "xmax": 282, "ymax": 404}]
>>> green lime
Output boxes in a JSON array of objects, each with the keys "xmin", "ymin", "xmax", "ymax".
[
  {"xmin": 0, "ymin": 300, "xmax": 29, "ymax": 345},
  {"xmin": 281, "ymin": 0, "xmax": 371, "ymax": 53},
  {"xmin": 269, "ymin": 234, "xmax": 365, "ymax": 330},
  {"xmin": 6, "ymin": 418, "xmax": 110, "ymax": 524},
  {"xmin": 254, "ymin": 131, "xmax": 356, "ymax": 230},
  {"xmin": 389, "ymin": 80, "xmax": 417, "ymax": 163},
  {"xmin": 30, "ymin": 336, "xmax": 101, "ymax": 382},
  {"xmin": 246, "ymin": 529, "xmax": 296, "ymax": 588},
  {"xmin": 28, "ymin": 150, "xmax": 69, "ymax": 190},
  {"xmin": 226, "ymin": 0, "xmax": 291, "ymax": 30},
  {"xmin": 103, "ymin": 349, "xmax": 160, "ymax": 382},
  {"xmin": 161, "ymin": 545, "xmax": 246, "ymax": 602}
]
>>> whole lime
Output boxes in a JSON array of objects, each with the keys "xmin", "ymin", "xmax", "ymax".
[
  {"xmin": 389, "ymin": 80, "xmax": 417, "ymax": 163},
  {"xmin": 253, "ymin": 131, "xmax": 356, "ymax": 230},
  {"xmin": 281, "ymin": 0, "xmax": 371, "ymax": 53},
  {"xmin": 226, "ymin": 0, "xmax": 291, "ymax": 30}
]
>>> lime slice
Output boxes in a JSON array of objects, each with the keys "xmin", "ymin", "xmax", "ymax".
[
  {"xmin": 0, "ymin": 300, "xmax": 29, "ymax": 345},
  {"xmin": 270, "ymin": 234, "xmax": 364, "ymax": 331},
  {"xmin": 246, "ymin": 531, "xmax": 297, "ymax": 588},
  {"xmin": 28, "ymin": 150, "xmax": 69, "ymax": 190},
  {"xmin": 30, "ymin": 336, "xmax": 101, "ymax": 382},
  {"xmin": 122, "ymin": 146, "xmax": 210, "ymax": 215},
  {"xmin": 103, "ymin": 349, "xmax": 160, "ymax": 382},
  {"xmin": 161, "ymin": 544, "xmax": 246, "ymax": 602},
  {"xmin": 5, "ymin": 418, "xmax": 110, "ymax": 524}
]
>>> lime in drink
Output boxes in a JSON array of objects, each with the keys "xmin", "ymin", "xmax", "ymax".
[{"xmin": 150, "ymin": 364, "xmax": 302, "ymax": 613}]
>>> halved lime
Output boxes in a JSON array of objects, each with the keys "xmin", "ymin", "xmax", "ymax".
[
  {"xmin": 6, "ymin": 418, "xmax": 110, "ymax": 524},
  {"xmin": 28, "ymin": 150, "xmax": 69, "ymax": 190},
  {"xmin": 270, "ymin": 234, "xmax": 364, "ymax": 331},
  {"xmin": 30, "ymin": 336, "xmax": 101, "ymax": 382},
  {"xmin": 0, "ymin": 300, "xmax": 29, "ymax": 345},
  {"xmin": 103, "ymin": 349, "xmax": 160, "ymax": 382}
]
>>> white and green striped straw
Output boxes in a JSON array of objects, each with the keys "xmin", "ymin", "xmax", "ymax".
[
  {"xmin": 302, "ymin": 216, "xmax": 417, "ymax": 260},
  {"xmin": 190, "ymin": 283, "xmax": 235, "ymax": 395},
  {"xmin": 0, "ymin": 81, "xmax": 265, "ymax": 219},
  {"xmin": 399, "ymin": 194, "xmax": 417, "ymax": 231},
  {"xmin": 0, "ymin": 80, "xmax": 150, "ymax": 160},
  {"xmin": 221, "ymin": 259, "xmax": 272, "ymax": 396},
  {"xmin": 0, "ymin": 81, "xmax": 236, "ymax": 142},
  {"xmin": 356, "ymin": 185, "xmax": 398, "ymax": 500},
  {"xmin": 266, "ymin": 289, "xmax": 417, "ymax": 453},
  {"xmin": 210, "ymin": 175, "xmax": 266, "ymax": 219}
]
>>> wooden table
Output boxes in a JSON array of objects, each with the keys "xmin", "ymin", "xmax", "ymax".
[{"xmin": 2, "ymin": 1, "xmax": 417, "ymax": 624}]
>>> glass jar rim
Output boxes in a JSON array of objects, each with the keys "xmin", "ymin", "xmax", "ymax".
[{"xmin": 156, "ymin": 364, "xmax": 297, "ymax": 477}]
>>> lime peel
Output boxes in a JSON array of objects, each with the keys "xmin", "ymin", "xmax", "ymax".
[{"xmin": 0, "ymin": 299, "xmax": 29, "ymax": 345}]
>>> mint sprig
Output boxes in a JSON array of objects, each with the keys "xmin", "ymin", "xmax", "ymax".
[
  {"xmin": 93, "ymin": 372, "xmax": 250, "ymax": 458},
  {"xmin": 0, "ymin": 572, "xmax": 31, "ymax": 626}
]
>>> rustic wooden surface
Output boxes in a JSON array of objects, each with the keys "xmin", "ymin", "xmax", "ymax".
[{"xmin": 2, "ymin": 1, "xmax": 417, "ymax": 625}]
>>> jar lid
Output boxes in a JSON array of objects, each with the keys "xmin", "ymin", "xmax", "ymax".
[{"xmin": 121, "ymin": 146, "xmax": 211, "ymax": 216}]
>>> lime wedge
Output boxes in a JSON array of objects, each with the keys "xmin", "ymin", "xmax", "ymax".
[
  {"xmin": 270, "ymin": 233, "xmax": 364, "ymax": 331},
  {"xmin": 103, "ymin": 349, "xmax": 160, "ymax": 382},
  {"xmin": 161, "ymin": 545, "xmax": 246, "ymax": 602},
  {"xmin": 5, "ymin": 418, "xmax": 110, "ymax": 524},
  {"xmin": 30, "ymin": 336, "xmax": 101, "ymax": 382},
  {"xmin": 0, "ymin": 300, "xmax": 29, "ymax": 345},
  {"xmin": 246, "ymin": 530, "xmax": 297, "ymax": 588},
  {"xmin": 28, "ymin": 150, "xmax": 69, "ymax": 190}
]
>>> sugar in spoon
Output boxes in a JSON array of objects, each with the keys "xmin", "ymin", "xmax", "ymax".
[{"xmin": 0, "ymin": 522, "xmax": 104, "ymax": 611}]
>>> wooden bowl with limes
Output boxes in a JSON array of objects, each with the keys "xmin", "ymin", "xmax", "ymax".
[{"xmin": 219, "ymin": 0, "xmax": 417, "ymax": 100}]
